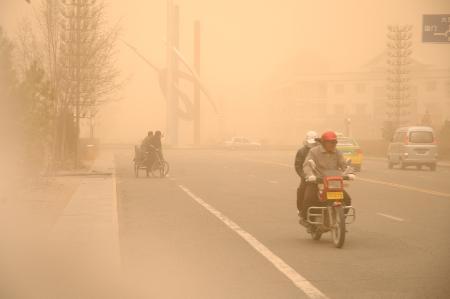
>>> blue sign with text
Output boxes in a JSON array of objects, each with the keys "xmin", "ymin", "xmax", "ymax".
[{"xmin": 422, "ymin": 15, "xmax": 450, "ymax": 43}]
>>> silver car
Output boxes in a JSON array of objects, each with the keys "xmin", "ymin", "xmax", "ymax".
[{"xmin": 387, "ymin": 126, "xmax": 438, "ymax": 171}]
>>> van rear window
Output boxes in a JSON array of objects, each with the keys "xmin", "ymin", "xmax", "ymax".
[{"xmin": 409, "ymin": 131, "xmax": 434, "ymax": 143}]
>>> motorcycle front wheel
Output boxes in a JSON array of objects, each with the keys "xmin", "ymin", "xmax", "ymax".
[{"xmin": 332, "ymin": 206, "xmax": 346, "ymax": 248}]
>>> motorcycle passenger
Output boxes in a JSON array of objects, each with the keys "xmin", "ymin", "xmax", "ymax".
[
  {"xmin": 294, "ymin": 131, "xmax": 319, "ymax": 218},
  {"xmin": 300, "ymin": 131, "xmax": 354, "ymax": 224}
]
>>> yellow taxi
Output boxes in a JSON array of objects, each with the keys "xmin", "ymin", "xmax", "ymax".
[{"xmin": 336, "ymin": 135, "xmax": 363, "ymax": 171}]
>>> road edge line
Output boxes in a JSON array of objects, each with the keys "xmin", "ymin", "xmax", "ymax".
[{"xmin": 178, "ymin": 184, "xmax": 328, "ymax": 299}]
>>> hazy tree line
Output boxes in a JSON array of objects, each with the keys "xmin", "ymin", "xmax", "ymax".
[{"xmin": 0, "ymin": 0, "xmax": 120, "ymax": 174}]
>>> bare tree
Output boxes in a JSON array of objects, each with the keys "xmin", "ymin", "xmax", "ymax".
[
  {"xmin": 59, "ymin": 0, "xmax": 121, "ymax": 166},
  {"xmin": 15, "ymin": 0, "xmax": 121, "ymax": 170}
]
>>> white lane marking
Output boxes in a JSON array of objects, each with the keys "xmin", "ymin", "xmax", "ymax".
[
  {"xmin": 243, "ymin": 158, "xmax": 450, "ymax": 199},
  {"xmin": 242, "ymin": 158, "xmax": 292, "ymax": 168},
  {"xmin": 178, "ymin": 185, "xmax": 328, "ymax": 299},
  {"xmin": 248, "ymin": 174, "xmax": 257, "ymax": 177},
  {"xmin": 268, "ymin": 180, "xmax": 279, "ymax": 184},
  {"xmin": 376, "ymin": 213, "xmax": 405, "ymax": 222},
  {"xmin": 358, "ymin": 177, "xmax": 450, "ymax": 199}
]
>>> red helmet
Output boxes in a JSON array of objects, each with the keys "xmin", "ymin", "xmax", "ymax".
[{"xmin": 321, "ymin": 131, "xmax": 337, "ymax": 142}]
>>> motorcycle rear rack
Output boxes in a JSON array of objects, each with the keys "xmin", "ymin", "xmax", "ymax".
[{"xmin": 307, "ymin": 206, "xmax": 356, "ymax": 225}]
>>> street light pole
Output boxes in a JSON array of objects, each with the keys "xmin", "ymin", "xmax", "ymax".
[
  {"xmin": 166, "ymin": 0, "xmax": 179, "ymax": 146},
  {"xmin": 194, "ymin": 20, "xmax": 201, "ymax": 145}
]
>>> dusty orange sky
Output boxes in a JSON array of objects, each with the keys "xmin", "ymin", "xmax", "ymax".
[{"xmin": 1, "ymin": 0, "xmax": 449, "ymax": 143}]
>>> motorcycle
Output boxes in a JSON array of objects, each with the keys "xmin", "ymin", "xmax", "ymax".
[{"xmin": 304, "ymin": 160, "xmax": 356, "ymax": 248}]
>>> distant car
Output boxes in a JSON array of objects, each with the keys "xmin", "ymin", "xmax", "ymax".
[
  {"xmin": 337, "ymin": 136, "xmax": 363, "ymax": 171},
  {"xmin": 387, "ymin": 126, "xmax": 437, "ymax": 171},
  {"xmin": 224, "ymin": 137, "xmax": 261, "ymax": 150}
]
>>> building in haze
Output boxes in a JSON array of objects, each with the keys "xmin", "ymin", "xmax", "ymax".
[{"xmin": 268, "ymin": 53, "xmax": 450, "ymax": 143}]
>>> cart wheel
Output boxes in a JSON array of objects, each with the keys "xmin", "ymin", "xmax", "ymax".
[
  {"xmin": 151, "ymin": 160, "xmax": 161, "ymax": 178},
  {"xmin": 162, "ymin": 161, "xmax": 170, "ymax": 177}
]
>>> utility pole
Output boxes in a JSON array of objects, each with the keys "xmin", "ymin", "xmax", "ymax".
[
  {"xmin": 345, "ymin": 117, "xmax": 351, "ymax": 136},
  {"xmin": 194, "ymin": 20, "xmax": 201, "ymax": 145},
  {"xmin": 61, "ymin": 0, "xmax": 97, "ymax": 167},
  {"xmin": 75, "ymin": 0, "xmax": 81, "ymax": 168},
  {"xmin": 166, "ymin": 0, "xmax": 178, "ymax": 146}
]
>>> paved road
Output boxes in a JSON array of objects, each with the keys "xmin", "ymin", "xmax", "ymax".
[{"xmin": 114, "ymin": 149, "xmax": 450, "ymax": 299}]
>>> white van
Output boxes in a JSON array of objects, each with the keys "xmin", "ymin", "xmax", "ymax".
[{"xmin": 387, "ymin": 126, "xmax": 437, "ymax": 170}]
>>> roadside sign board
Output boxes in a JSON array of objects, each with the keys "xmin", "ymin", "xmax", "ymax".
[{"xmin": 422, "ymin": 14, "xmax": 450, "ymax": 43}]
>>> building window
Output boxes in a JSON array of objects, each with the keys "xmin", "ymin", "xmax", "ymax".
[
  {"xmin": 374, "ymin": 86, "xmax": 385, "ymax": 97},
  {"xmin": 355, "ymin": 83, "xmax": 366, "ymax": 94},
  {"xmin": 318, "ymin": 83, "xmax": 327, "ymax": 98},
  {"xmin": 425, "ymin": 81, "xmax": 437, "ymax": 92},
  {"xmin": 410, "ymin": 85, "xmax": 418, "ymax": 97},
  {"xmin": 334, "ymin": 84, "xmax": 344, "ymax": 95},
  {"xmin": 334, "ymin": 104, "xmax": 345, "ymax": 115},
  {"xmin": 355, "ymin": 104, "xmax": 367, "ymax": 115}
]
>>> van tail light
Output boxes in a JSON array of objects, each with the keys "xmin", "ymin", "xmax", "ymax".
[
  {"xmin": 433, "ymin": 137, "xmax": 437, "ymax": 145},
  {"xmin": 404, "ymin": 134, "xmax": 409, "ymax": 145}
]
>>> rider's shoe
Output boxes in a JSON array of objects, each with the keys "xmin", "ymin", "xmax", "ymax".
[
  {"xmin": 299, "ymin": 218, "xmax": 313, "ymax": 233},
  {"xmin": 299, "ymin": 218, "xmax": 308, "ymax": 226}
]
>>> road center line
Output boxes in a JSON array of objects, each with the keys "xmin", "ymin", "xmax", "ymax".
[
  {"xmin": 178, "ymin": 185, "xmax": 328, "ymax": 299},
  {"xmin": 242, "ymin": 158, "xmax": 450, "ymax": 199},
  {"xmin": 357, "ymin": 177, "xmax": 450, "ymax": 198},
  {"xmin": 377, "ymin": 213, "xmax": 405, "ymax": 222},
  {"xmin": 268, "ymin": 180, "xmax": 279, "ymax": 184},
  {"xmin": 242, "ymin": 158, "xmax": 292, "ymax": 168}
]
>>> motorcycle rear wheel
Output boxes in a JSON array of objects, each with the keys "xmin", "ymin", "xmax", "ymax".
[{"xmin": 332, "ymin": 206, "xmax": 346, "ymax": 248}]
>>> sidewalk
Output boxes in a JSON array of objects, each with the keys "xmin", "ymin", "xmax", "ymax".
[
  {"xmin": 0, "ymin": 151, "xmax": 123, "ymax": 299},
  {"xmin": 48, "ymin": 150, "xmax": 122, "ymax": 298}
]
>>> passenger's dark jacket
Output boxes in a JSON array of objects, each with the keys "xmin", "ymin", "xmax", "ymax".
[{"xmin": 294, "ymin": 146, "xmax": 311, "ymax": 179}]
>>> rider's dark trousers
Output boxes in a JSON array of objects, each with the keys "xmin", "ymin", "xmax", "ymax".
[
  {"xmin": 297, "ymin": 178, "xmax": 307, "ymax": 213},
  {"xmin": 301, "ymin": 183, "xmax": 352, "ymax": 219}
]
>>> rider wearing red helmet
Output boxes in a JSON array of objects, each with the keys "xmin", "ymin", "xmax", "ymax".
[{"xmin": 299, "ymin": 131, "xmax": 353, "ymax": 224}]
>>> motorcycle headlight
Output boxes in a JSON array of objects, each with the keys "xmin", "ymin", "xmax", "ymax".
[{"xmin": 327, "ymin": 180, "xmax": 342, "ymax": 189}]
